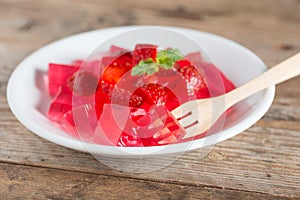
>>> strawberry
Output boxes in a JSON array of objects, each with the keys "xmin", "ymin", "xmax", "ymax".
[
  {"xmin": 111, "ymin": 87, "xmax": 144, "ymax": 108},
  {"xmin": 135, "ymin": 83, "xmax": 166, "ymax": 107},
  {"xmin": 132, "ymin": 44, "xmax": 157, "ymax": 65},
  {"xmin": 174, "ymin": 60, "xmax": 210, "ymax": 99},
  {"xmin": 154, "ymin": 69, "xmax": 189, "ymax": 106},
  {"xmin": 184, "ymin": 52, "xmax": 235, "ymax": 96},
  {"xmin": 101, "ymin": 52, "xmax": 133, "ymax": 85},
  {"xmin": 132, "ymin": 83, "xmax": 180, "ymax": 112},
  {"xmin": 95, "ymin": 82, "xmax": 144, "ymax": 118}
]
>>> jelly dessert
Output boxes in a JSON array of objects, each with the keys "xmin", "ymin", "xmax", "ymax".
[{"xmin": 47, "ymin": 44, "xmax": 235, "ymax": 146}]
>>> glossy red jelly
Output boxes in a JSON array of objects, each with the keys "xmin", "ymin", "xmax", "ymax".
[{"xmin": 47, "ymin": 44, "xmax": 236, "ymax": 147}]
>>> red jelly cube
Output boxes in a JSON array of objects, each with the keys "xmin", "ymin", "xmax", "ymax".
[
  {"xmin": 132, "ymin": 44, "xmax": 157, "ymax": 65},
  {"xmin": 48, "ymin": 86, "xmax": 73, "ymax": 122},
  {"xmin": 48, "ymin": 63, "xmax": 79, "ymax": 96},
  {"xmin": 199, "ymin": 62, "xmax": 235, "ymax": 96}
]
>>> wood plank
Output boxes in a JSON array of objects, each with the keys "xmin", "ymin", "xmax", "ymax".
[
  {"xmin": 0, "ymin": 0, "xmax": 299, "ymax": 68},
  {"xmin": 1, "ymin": 104, "xmax": 299, "ymax": 197},
  {"xmin": 262, "ymin": 96, "xmax": 300, "ymax": 123},
  {"xmin": 0, "ymin": 0, "xmax": 299, "ymax": 198},
  {"xmin": 0, "ymin": 162, "xmax": 292, "ymax": 200}
]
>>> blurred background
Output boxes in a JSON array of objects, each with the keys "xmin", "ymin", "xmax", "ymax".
[{"xmin": 1, "ymin": 0, "xmax": 299, "ymax": 67}]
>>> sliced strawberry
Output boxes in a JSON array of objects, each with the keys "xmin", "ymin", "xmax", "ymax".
[
  {"xmin": 155, "ymin": 69, "xmax": 188, "ymax": 108},
  {"xmin": 132, "ymin": 44, "xmax": 157, "ymax": 65},
  {"xmin": 134, "ymin": 83, "xmax": 166, "ymax": 108},
  {"xmin": 174, "ymin": 60, "xmax": 210, "ymax": 99},
  {"xmin": 48, "ymin": 63, "xmax": 79, "ymax": 96},
  {"xmin": 95, "ymin": 81, "xmax": 144, "ymax": 118},
  {"xmin": 132, "ymin": 83, "xmax": 180, "ymax": 113},
  {"xmin": 101, "ymin": 52, "xmax": 132, "ymax": 85},
  {"xmin": 184, "ymin": 52, "xmax": 235, "ymax": 96},
  {"xmin": 111, "ymin": 87, "xmax": 144, "ymax": 108}
]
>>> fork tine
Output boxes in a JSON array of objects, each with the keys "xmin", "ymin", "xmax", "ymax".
[
  {"xmin": 170, "ymin": 102, "xmax": 194, "ymax": 120},
  {"xmin": 177, "ymin": 111, "xmax": 199, "ymax": 129},
  {"xmin": 183, "ymin": 123, "xmax": 202, "ymax": 139}
]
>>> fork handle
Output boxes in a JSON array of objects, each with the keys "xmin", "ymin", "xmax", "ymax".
[{"xmin": 225, "ymin": 52, "xmax": 300, "ymax": 109}]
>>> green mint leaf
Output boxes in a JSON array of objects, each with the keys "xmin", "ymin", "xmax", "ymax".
[
  {"xmin": 131, "ymin": 58, "xmax": 159, "ymax": 76},
  {"xmin": 157, "ymin": 57, "xmax": 173, "ymax": 69},
  {"xmin": 131, "ymin": 66, "xmax": 145, "ymax": 76},
  {"xmin": 156, "ymin": 48, "xmax": 184, "ymax": 69},
  {"xmin": 166, "ymin": 48, "xmax": 184, "ymax": 61},
  {"xmin": 131, "ymin": 49, "xmax": 184, "ymax": 76}
]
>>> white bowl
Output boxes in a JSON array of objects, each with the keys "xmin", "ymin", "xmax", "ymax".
[{"xmin": 7, "ymin": 26, "xmax": 275, "ymax": 159}]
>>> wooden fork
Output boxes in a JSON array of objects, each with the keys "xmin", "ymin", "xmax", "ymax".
[{"xmin": 153, "ymin": 52, "xmax": 300, "ymax": 143}]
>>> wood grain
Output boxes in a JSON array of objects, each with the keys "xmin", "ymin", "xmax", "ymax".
[
  {"xmin": 1, "ymin": 112, "xmax": 300, "ymax": 197},
  {"xmin": 0, "ymin": 163, "xmax": 292, "ymax": 200},
  {"xmin": 0, "ymin": 0, "xmax": 299, "ymax": 199}
]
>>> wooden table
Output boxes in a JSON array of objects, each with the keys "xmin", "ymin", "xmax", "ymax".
[{"xmin": 0, "ymin": 0, "xmax": 299, "ymax": 199}]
